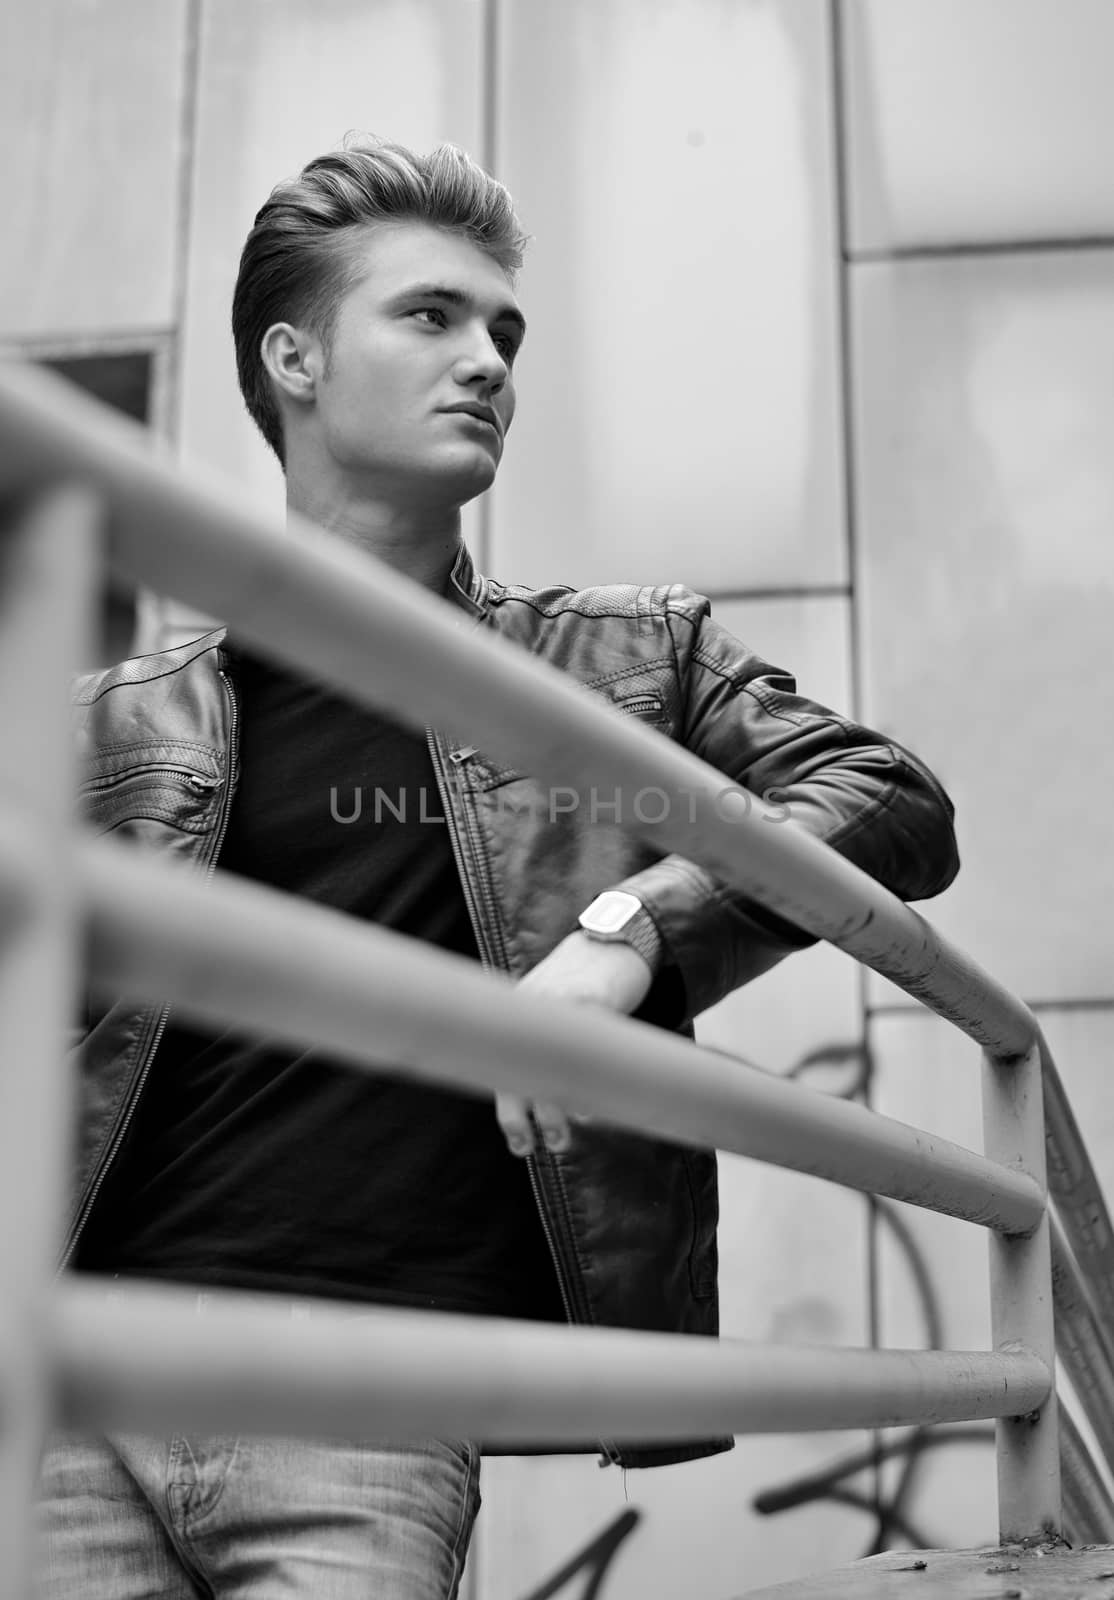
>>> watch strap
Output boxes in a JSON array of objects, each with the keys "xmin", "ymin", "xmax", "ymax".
[{"xmin": 614, "ymin": 907, "xmax": 664, "ymax": 972}]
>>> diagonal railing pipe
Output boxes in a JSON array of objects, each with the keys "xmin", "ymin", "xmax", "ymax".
[
  {"xmin": 0, "ymin": 363, "xmax": 1036, "ymax": 1060},
  {"xmin": 1041, "ymin": 1033, "xmax": 1114, "ymax": 1336},
  {"xmin": 1050, "ymin": 1214, "xmax": 1114, "ymax": 1474},
  {"xmin": 75, "ymin": 833, "xmax": 1044, "ymax": 1234},
  {"xmin": 1059, "ymin": 1400, "xmax": 1114, "ymax": 1546}
]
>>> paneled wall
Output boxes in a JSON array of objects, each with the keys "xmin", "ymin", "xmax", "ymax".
[
  {"xmin": 844, "ymin": 0, "xmax": 1114, "ymax": 1559},
  {"xmin": 6, "ymin": 1, "xmax": 1114, "ymax": 1593},
  {"xmin": 180, "ymin": 0, "xmax": 486, "ymax": 513},
  {"xmin": 490, "ymin": 0, "xmax": 845, "ymax": 594},
  {"xmin": 0, "ymin": 0, "xmax": 191, "ymax": 340}
]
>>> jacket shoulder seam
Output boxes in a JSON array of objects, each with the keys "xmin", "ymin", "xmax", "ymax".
[
  {"xmin": 85, "ymin": 736, "xmax": 224, "ymax": 764},
  {"xmin": 487, "ymin": 584, "xmax": 675, "ymax": 622},
  {"xmin": 75, "ymin": 631, "xmax": 226, "ymax": 705}
]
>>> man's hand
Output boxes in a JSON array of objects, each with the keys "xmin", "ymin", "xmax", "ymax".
[{"xmin": 495, "ymin": 929, "xmax": 654, "ymax": 1158}]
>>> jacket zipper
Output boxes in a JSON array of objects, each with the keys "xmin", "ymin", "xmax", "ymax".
[
  {"xmin": 426, "ymin": 731, "xmax": 510, "ymax": 971},
  {"xmin": 62, "ymin": 667, "xmax": 240, "ymax": 1266},
  {"xmin": 618, "ymin": 695, "xmax": 662, "ymax": 718},
  {"xmin": 426, "ymin": 729, "xmax": 576, "ymax": 1316},
  {"xmin": 427, "ymin": 729, "xmax": 622, "ymax": 1465},
  {"xmin": 83, "ymin": 766, "xmax": 221, "ymax": 795}
]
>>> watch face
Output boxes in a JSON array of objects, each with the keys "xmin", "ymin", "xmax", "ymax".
[{"xmin": 585, "ymin": 890, "xmax": 641, "ymax": 933}]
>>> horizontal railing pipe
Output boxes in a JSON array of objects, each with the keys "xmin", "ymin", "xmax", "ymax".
[
  {"xmin": 52, "ymin": 1277, "xmax": 1052, "ymax": 1443},
  {"xmin": 0, "ymin": 364, "xmax": 1036, "ymax": 1060},
  {"xmin": 80, "ymin": 833, "xmax": 1045, "ymax": 1234}
]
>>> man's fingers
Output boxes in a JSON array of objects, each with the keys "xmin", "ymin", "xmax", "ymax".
[
  {"xmin": 532, "ymin": 1101, "xmax": 572, "ymax": 1153},
  {"xmin": 495, "ymin": 1092, "xmax": 534, "ymax": 1156},
  {"xmin": 495, "ymin": 1095, "xmax": 577, "ymax": 1157}
]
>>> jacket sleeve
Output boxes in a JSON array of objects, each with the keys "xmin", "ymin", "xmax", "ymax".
[{"xmin": 617, "ymin": 593, "xmax": 960, "ymax": 1023}]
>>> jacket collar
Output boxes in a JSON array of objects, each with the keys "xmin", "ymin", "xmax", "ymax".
[{"xmin": 446, "ymin": 542, "xmax": 488, "ymax": 618}]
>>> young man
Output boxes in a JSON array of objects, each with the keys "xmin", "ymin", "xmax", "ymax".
[{"xmin": 40, "ymin": 138, "xmax": 959, "ymax": 1597}]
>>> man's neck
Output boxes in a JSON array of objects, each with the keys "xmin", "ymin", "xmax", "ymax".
[{"xmin": 286, "ymin": 478, "xmax": 463, "ymax": 596}]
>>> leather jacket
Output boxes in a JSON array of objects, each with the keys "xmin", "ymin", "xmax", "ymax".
[{"xmin": 67, "ymin": 545, "xmax": 959, "ymax": 1469}]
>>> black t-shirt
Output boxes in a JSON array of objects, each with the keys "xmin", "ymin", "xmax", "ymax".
[{"xmin": 76, "ymin": 644, "xmax": 565, "ymax": 1321}]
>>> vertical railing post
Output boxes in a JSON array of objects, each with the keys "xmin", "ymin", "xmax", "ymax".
[
  {"xmin": 982, "ymin": 1041, "xmax": 1061, "ymax": 1542},
  {"xmin": 0, "ymin": 486, "xmax": 98, "ymax": 1595}
]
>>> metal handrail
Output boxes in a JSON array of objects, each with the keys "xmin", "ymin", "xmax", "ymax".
[
  {"xmin": 2, "ymin": 359, "xmax": 1113, "ymax": 1561},
  {"xmin": 51, "ymin": 1276, "xmax": 1051, "ymax": 1443},
  {"xmin": 78, "ymin": 832, "xmax": 1044, "ymax": 1233},
  {"xmin": 0, "ymin": 483, "xmax": 96, "ymax": 1598},
  {"xmin": 1041, "ymin": 1034, "xmax": 1114, "ymax": 1331},
  {"xmin": 1050, "ymin": 1216, "xmax": 1114, "ymax": 1471},
  {"xmin": 0, "ymin": 363, "xmax": 1036, "ymax": 1055},
  {"xmin": 1060, "ymin": 1400, "xmax": 1114, "ymax": 1543}
]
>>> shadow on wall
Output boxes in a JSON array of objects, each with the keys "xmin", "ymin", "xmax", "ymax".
[{"xmin": 516, "ymin": 1508, "xmax": 641, "ymax": 1600}]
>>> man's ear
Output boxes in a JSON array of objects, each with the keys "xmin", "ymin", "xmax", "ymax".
[{"xmin": 260, "ymin": 322, "xmax": 321, "ymax": 406}]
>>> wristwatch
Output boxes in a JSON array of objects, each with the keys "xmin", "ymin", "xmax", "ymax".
[{"xmin": 577, "ymin": 890, "xmax": 664, "ymax": 973}]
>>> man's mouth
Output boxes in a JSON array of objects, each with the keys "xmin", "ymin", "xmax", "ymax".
[{"xmin": 441, "ymin": 403, "xmax": 501, "ymax": 436}]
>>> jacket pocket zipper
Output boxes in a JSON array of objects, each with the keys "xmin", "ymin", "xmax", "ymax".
[
  {"xmin": 618, "ymin": 695, "xmax": 663, "ymax": 718},
  {"xmin": 82, "ymin": 766, "xmax": 222, "ymax": 796}
]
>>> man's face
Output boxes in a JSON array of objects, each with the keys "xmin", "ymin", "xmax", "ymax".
[{"xmin": 304, "ymin": 221, "xmax": 525, "ymax": 506}]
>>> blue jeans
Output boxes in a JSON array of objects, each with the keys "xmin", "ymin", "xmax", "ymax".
[{"xmin": 35, "ymin": 1430, "xmax": 481, "ymax": 1598}]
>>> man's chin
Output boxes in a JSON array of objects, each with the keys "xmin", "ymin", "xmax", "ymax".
[
  {"xmin": 336, "ymin": 446, "xmax": 499, "ymax": 508},
  {"xmin": 430, "ymin": 450, "xmax": 500, "ymax": 505}
]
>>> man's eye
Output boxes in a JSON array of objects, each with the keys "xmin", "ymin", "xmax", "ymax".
[
  {"xmin": 413, "ymin": 307, "xmax": 446, "ymax": 327},
  {"xmin": 493, "ymin": 333, "xmax": 518, "ymax": 361}
]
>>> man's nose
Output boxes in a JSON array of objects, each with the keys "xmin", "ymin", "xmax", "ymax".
[{"xmin": 454, "ymin": 326, "xmax": 509, "ymax": 389}]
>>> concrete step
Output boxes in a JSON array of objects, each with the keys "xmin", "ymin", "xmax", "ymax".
[{"xmin": 737, "ymin": 1541, "xmax": 1114, "ymax": 1598}]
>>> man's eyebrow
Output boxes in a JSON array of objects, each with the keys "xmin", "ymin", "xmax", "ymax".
[{"xmin": 388, "ymin": 283, "xmax": 527, "ymax": 341}]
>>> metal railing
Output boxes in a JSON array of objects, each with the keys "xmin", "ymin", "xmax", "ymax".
[{"xmin": 2, "ymin": 360, "xmax": 1113, "ymax": 1591}]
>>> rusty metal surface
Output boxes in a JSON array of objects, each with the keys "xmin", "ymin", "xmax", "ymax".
[{"xmin": 737, "ymin": 1541, "xmax": 1114, "ymax": 1599}]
